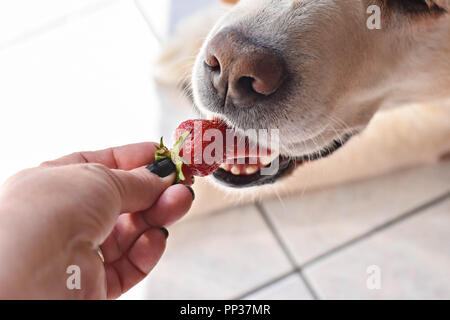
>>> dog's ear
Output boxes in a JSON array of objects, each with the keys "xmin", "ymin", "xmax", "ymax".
[
  {"xmin": 425, "ymin": 0, "xmax": 450, "ymax": 11},
  {"xmin": 220, "ymin": 0, "xmax": 239, "ymax": 5}
]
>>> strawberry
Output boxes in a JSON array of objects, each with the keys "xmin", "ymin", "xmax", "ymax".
[{"xmin": 155, "ymin": 119, "xmax": 228, "ymax": 183}]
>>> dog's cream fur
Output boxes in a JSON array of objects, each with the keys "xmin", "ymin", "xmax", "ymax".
[{"xmin": 155, "ymin": 0, "xmax": 450, "ymax": 217}]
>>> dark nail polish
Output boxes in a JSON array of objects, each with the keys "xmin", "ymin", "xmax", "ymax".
[
  {"xmin": 185, "ymin": 185, "xmax": 195, "ymax": 200},
  {"xmin": 159, "ymin": 227, "xmax": 169, "ymax": 239},
  {"xmin": 147, "ymin": 158, "xmax": 176, "ymax": 178}
]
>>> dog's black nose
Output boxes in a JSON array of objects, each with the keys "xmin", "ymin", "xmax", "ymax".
[{"xmin": 204, "ymin": 30, "xmax": 285, "ymax": 106}]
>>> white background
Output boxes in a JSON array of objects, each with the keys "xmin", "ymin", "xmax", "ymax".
[{"xmin": 0, "ymin": 0, "xmax": 176, "ymax": 184}]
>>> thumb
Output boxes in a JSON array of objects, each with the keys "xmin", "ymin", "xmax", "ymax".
[{"xmin": 109, "ymin": 158, "xmax": 176, "ymax": 213}]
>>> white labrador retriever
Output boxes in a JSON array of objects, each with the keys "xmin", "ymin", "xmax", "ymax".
[{"xmin": 156, "ymin": 0, "xmax": 450, "ymax": 216}]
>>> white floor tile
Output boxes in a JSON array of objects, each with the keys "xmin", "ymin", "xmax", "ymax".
[
  {"xmin": 135, "ymin": 0, "xmax": 215, "ymax": 40},
  {"xmin": 134, "ymin": 0, "xmax": 171, "ymax": 41},
  {"xmin": 167, "ymin": 0, "xmax": 216, "ymax": 34},
  {"xmin": 262, "ymin": 163, "xmax": 450, "ymax": 265},
  {"xmin": 121, "ymin": 205, "xmax": 292, "ymax": 299},
  {"xmin": 0, "ymin": 0, "xmax": 115, "ymax": 50},
  {"xmin": 0, "ymin": 0, "xmax": 162, "ymax": 184},
  {"xmin": 304, "ymin": 198, "xmax": 450, "ymax": 299}
]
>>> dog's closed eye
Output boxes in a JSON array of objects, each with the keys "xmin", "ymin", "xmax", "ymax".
[
  {"xmin": 384, "ymin": 0, "xmax": 448, "ymax": 14},
  {"xmin": 425, "ymin": 0, "xmax": 450, "ymax": 10}
]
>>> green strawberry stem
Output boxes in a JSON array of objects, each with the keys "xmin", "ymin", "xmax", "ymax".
[{"xmin": 155, "ymin": 130, "xmax": 192, "ymax": 184}]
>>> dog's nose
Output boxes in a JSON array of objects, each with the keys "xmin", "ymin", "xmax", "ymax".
[{"xmin": 204, "ymin": 30, "xmax": 285, "ymax": 106}]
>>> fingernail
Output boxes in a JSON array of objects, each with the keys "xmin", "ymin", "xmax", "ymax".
[
  {"xmin": 147, "ymin": 158, "xmax": 176, "ymax": 178},
  {"xmin": 185, "ymin": 185, "xmax": 195, "ymax": 200},
  {"xmin": 159, "ymin": 227, "xmax": 169, "ymax": 239}
]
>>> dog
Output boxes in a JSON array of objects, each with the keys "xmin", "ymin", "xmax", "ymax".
[{"xmin": 155, "ymin": 0, "xmax": 450, "ymax": 216}]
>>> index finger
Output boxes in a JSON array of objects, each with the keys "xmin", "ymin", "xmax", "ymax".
[{"xmin": 41, "ymin": 142, "xmax": 159, "ymax": 170}]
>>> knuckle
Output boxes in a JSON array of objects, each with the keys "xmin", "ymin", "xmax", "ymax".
[
  {"xmin": 138, "ymin": 170, "xmax": 158, "ymax": 189},
  {"xmin": 79, "ymin": 162, "xmax": 110, "ymax": 176},
  {"xmin": 84, "ymin": 163, "xmax": 127, "ymax": 200},
  {"xmin": 72, "ymin": 164, "xmax": 119, "ymax": 197}
]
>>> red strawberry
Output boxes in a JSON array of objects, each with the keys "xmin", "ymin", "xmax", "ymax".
[{"xmin": 155, "ymin": 119, "xmax": 228, "ymax": 183}]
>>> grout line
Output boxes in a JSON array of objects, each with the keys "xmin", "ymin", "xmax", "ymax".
[
  {"xmin": 234, "ymin": 269, "xmax": 297, "ymax": 300},
  {"xmin": 236, "ymin": 190, "xmax": 449, "ymax": 300},
  {"xmin": 254, "ymin": 202, "xmax": 320, "ymax": 300},
  {"xmin": 235, "ymin": 267, "xmax": 318, "ymax": 300},
  {"xmin": 255, "ymin": 202, "xmax": 297, "ymax": 266},
  {"xmin": 300, "ymin": 190, "xmax": 450, "ymax": 269},
  {"xmin": 296, "ymin": 268, "xmax": 319, "ymax": 300},
  {"xmin": 133, "ymin": 0, "xmax": 163, "ymax": 44}
]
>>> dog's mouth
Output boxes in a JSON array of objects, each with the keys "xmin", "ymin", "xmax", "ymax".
[{"xmin": 212, "ymin": 133, "xmax": 353, "ymax": 188}]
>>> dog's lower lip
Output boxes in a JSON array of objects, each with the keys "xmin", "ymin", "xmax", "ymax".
[{"xmin": 212, "ymin": 155, "xmax": 296, "ymax": 188}]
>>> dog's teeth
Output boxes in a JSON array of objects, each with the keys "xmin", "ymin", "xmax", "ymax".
[
  {"xmin": 220, "ymin": 163, "xmax": 230, "ymax": 171},
  {"xmin": 230, "ymin": 166, "xmax": 241, "ymax": 175},
  {"xmin": 259, "ymin": 155, "xmax": 275, "ymax": 166},
  {"xmin": 245, "ymin": 166, "xmax": 259, "ymax": 175}
]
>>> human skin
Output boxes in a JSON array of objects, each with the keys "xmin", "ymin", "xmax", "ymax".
[{"xmin": 0, "ymin": 142, "xmax": 193, "ymax": 299}]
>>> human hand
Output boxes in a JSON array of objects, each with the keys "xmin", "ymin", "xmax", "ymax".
[{"xmin": 0, "ymin": 142, "xmax": 194, "ymax": 299}]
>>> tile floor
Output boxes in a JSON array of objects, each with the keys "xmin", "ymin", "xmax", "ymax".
[
  {"xmin": 122, "ymin": 162, "xmax": 450, "ymax": 300},
  {"xmin": 0, "ymin": 0, "xmax": 449, "ymax": 300}
]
